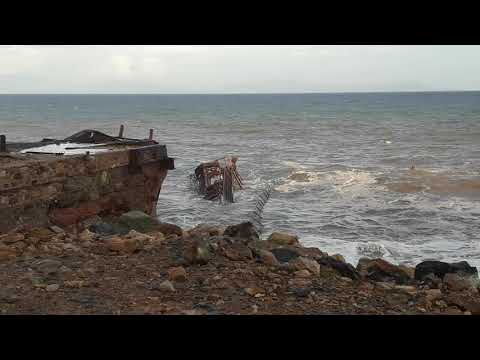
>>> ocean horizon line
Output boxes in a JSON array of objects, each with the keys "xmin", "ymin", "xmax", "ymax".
[{"xmin": 0, "ymin": 90, "xmax": 479, "ymax": 96}]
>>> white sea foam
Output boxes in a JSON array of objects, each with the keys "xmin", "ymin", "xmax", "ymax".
[{"xmin": 20, "ymin": 142, "xmax": 110, "ymax": 155}]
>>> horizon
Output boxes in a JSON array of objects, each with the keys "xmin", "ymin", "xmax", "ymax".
[{"xmin": 1, "ymin": 90, "xmax": 480, "ymax": 96}]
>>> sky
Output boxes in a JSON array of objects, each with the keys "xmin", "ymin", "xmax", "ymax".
[{"xmin": 0, "ymin": 45, "xmax": 479, "ymax": 94}]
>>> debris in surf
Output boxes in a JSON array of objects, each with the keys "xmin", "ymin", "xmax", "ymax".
[{"xmin": 190, "ymin": 156, "xmax": 243, "ymax": 203}]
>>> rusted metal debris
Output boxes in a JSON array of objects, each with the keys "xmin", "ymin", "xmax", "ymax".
[{"xmin": 191, "ymin": 156, "xmax": 244, "ymax": 203}]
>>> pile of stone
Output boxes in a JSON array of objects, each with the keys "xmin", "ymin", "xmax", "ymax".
[{"xmin": 1, "ymin": 211, "xmax": 479, "ymax": 315}]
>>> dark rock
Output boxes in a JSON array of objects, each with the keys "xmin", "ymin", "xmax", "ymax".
[
  {"xmin": 118, "ymin": 211, "xmax": 161, "ymax": 233},
  {"xmin": 358, "ymin": 258, "xmax": 411, "ymax": 284},
  {"xmin": 157, "ymin": 222, "xmax": 183, "ymax": 237},
  {"xmin": 223, "ymin": 243, "xmax": 253, "ymax": 261},
  {"xmin": 89, "ymin": 222, "xmax": 129, "ymax": 236},
  {"xmin": 415, "ymin": 260, "xmax": 478, "ymax": 281},
  {"xmin": 318, "ymin": 256, "xmax": 361, "ymax": 280},
  {"xmin": 271, "ymin": 248, "xmax": 300, "ymax": 263},
  {"xmin": 291, "ymin": 287, "xmax": 311, "ymax": 298},
  {"xmin": 223, "ymin": 222, "xmax": 259, "ymax": 242}
]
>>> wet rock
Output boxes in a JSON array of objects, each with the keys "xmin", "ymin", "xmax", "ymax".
[
  {"xmin": 359, "ymin": 258, "xmax": 411, "ymax": 284},
  {"xmin": 267, "ymin": 232, "xmax": 299, "ymax": 246},
  {"xmin": 443, "ymin": 273, "xmax": 475, "ymax": 292},
  {"xmin": 33, "ymin": 259, "xmax": 63, "ymax": 275},
  {"xmin": 271, "ymin": 248, "xmax": 300, "ymax": 263},
  {"xmin": 0, "ymin": 244, "xmax": 17, "ymax": 261},
  {"xmin": 319, "ymin": 256, "xmax": 360, "ymax": 280},
  {"xmin": 331, "ymin": 254, "xmax": 346, "ymax": 263},
  {"xmin": 291, "ymin": 257, "xmax": 320, "ymax": 275},
  {"xmin": 183, "ymin": 239, "xmax": 210, "ymax": 265},
  {"xmin": 105, "ymin": 237, "xmax": 140, "ymax": 254},
  {"xmin": 0, "ymin": 233, "xmax": 25, "ymax": 244},
  {"xmin": 223, "ymin": 243, "xmax": 253, "ymax": 261},
  {"xmin": 255, "ymin": 249, "xmax": 280, "ymax": 267},
  {"xmin": 118, "ymin": 211, "xmax": 161, "ymax": 233},
  {"xmin": 46, "ymin": 284, "xmax": 60, "ymax": 292},
  {"xmin": 168, "ymin": 267, "xmax": 187, "ymax": 282},
  {"xmin": 414, "ymin": 260, "xmax": 478, "ymax": 281},
  {"xmin": 156, "ymin": 222, "xmax": 183, "ymax": 237},
  {"xmin": 224, "ymin": 222, "xmax": 259, "ymax": 242}
]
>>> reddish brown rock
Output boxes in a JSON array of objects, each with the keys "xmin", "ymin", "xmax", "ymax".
[
  {"xmin": 267, "ymin": 232, "xmax": 299, "ymax": 246},
  {"xmin": 291, "ymin": 257, "xmax": 320, "ymax": 275},
  {"xmin": 50, "ymin": 203, "xmax": 102, "ymax": 227},
  {"xmin": 223, "ymin": 243, "xmax": 253, "ymax": 261},
  {"xmin": 168, "ymin": 267, "xmax": 187, "ymax": 282},
  {"xmin": 157, "ymin": 223, "xmax": 183, "ymax": 237},
  {"xmin": 256, "ymin": 249, "xmax": 280, "ymax": 267},
  {"xmin": 105, "ymin": 237, "xmax": 139, "ymax": 254}
]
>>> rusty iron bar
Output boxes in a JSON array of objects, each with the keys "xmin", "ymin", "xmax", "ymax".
[
  {"xmin": 149, "ymin": 129, "xmax": 154, "ymax": 141},
  {"xmin": 118, "ymin": 125, "xmax": 125, "ymax": 138}
]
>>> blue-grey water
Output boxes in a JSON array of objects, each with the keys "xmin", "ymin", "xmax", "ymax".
[{"xmin": 1, "ymin": 93, "xmax": 480, "ymax": 267}]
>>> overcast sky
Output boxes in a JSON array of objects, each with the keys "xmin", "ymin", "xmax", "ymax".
[{"xmin": 0, "ymin": 45, "xmax": 479, "ymax": 94}]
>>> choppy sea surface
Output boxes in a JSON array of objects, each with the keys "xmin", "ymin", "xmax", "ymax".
[{"xmin": 1, "ymin": 93, "xmax": 480, "ymax": 267}]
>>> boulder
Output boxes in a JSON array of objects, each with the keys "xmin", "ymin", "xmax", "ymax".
[
  {"xmin": 223, "ymin": 243, "xmax": 253, "ymax": 261},
  {"xmin": 223, "ymin": 222, "xmax": 259, "ymax": 242},
  {"xmin": 186, "ymin": 224, "xmax": 224, "ymax": 237},
  {"xmin": 271, "ymin": 248, "xmax": 300, "ymax": 263},
  {"xmin": 443, "ymin": 273, "xmax": 475, "ymax": 292},
  {"xmin": 118, "ymin": 211, "xmax": 161, "ymax": 233},
  {"xmin": 157, "ymin": 222, "xmax": 183, "ymax": 237},
  {"xmin": 255, "ymin": 249, "xmax": 280, "ymax": 267},
  {"xmin": 168, "ymin": 267, "xmax": 188, "ymax": 282},
  {"xmin": 319, "ymin": 256, "xmax": 360, "ymax": 280},
  {"xmin": 414, "ymin": 260, "xmax": 478, "ymax": 281},
  {"xmin": 331, "ymin": 254, "xmax": 346, "ymax": 263},
  {"xmin": 291, "ymin": 257, "xmax": 320, "ymax": 275},
  {"xmin": 267, "ymin": 232, "xmax": 299, "ymax": 246},
  {"xmin": 105, "ymin": 237, "xmax": 140, "ymax": 254},
  {"xmin": 183, "ymin": 239, "xmax": 211, "ymax": 265},
  {"xmin": 359, "ymin": 258, "xmax": 411, "ymax": 284}
]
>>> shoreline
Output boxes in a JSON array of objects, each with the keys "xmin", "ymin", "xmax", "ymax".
[{"xmin": 1, "ymin": 212, "xmax": 479, "ymax": 315}]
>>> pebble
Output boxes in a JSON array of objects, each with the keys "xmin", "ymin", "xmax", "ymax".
[{"xmin": 46, "ymin": 284, "xmax": 60, "ymax": 292}]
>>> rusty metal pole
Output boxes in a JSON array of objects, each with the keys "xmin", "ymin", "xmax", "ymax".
[
  {"xmin": 118, "ymin": 125, "xmax": 124, "ymax": 138},
  {"xmin": 149, "ymin": 129, "xmax": 154, "ymax": 141},
  {"xmin": 0, "ymin": 135, "xmax": 6, "ymax": 152}
]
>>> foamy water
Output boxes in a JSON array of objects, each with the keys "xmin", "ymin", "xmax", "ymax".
[{"xmin": 1, "ymin": 93, "xmax": 480, "ymax": 268}]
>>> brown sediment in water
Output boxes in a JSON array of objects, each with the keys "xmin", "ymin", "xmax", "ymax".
[
  {"xmin": 385, "ymin": 168, "xmax": 480, "ymax": 197},
  {"xmin": 288, "ymin": 172, "xmax": 311, "ymax": 182}
]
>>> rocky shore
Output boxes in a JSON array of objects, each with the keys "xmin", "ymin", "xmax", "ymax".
[{"xmin": 1, "ymin": 211, "xmax": 479, "ymax": 315}]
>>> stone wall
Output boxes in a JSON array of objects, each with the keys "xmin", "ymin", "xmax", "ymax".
[{"xmin": 0, "ymin": 150, "xmax": 170, "ymax": 233}]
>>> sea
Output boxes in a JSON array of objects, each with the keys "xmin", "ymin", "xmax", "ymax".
[{"xmin": 1, "ymin": 92, "xmax": 479, "ymax": 268}]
